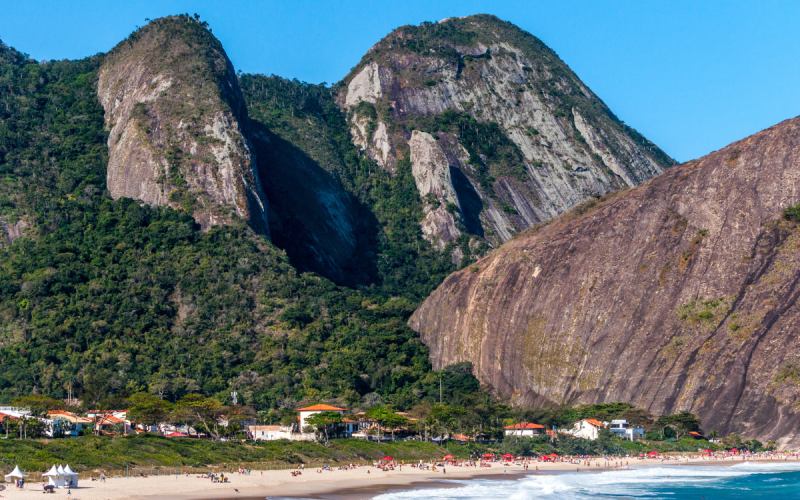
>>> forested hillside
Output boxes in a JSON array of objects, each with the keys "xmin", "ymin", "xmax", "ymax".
[
  {"xmin": 0, "ymin": 31, "xmax": 482, "ymax": 412},
  {"xmin": 0, "ymin": 14, "xmax": 678, "ymax": 426},
  {"xmin": 241, "ymin": 74, "xmax": 464, "ymax": 293}
]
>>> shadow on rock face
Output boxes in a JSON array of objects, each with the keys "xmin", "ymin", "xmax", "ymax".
[
  {"xmin": 251, "ymin": 120, "xmax": 379, "ymax": 286},
  {"xmin": 450, "ymin": 166, "xmax": 484, "ymax": 238}
]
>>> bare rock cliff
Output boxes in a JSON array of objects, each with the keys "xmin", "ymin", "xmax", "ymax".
[
  {"xmin": 337, "ymin": 15, "xmax": 674, "ymax": 257},
  {"xmin": 409, "ymin": 130, "xmax": 460, "ymax": 248},
  {"xmin": 97, "ymin": 16, "xmax": 269, "ymax": 233},
  {"xmin": 410, "ymin": 116, "xmax": 800, "ymax": 447}
]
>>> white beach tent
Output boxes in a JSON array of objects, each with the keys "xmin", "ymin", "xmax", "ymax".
[
  {"xmin": 43, "ymin": 465, "xmax": 65, "ymax": 488},
  {"xmin": 4, "ymin": 465, "xmax": 28, "ymax": 482},
  {"xmin": 63, "ymin": 464, "xmax": 79, "ymax": 487}
]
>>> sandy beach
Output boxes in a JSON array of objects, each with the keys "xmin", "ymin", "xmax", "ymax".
[{"xmin": 2, "ymin": 455, "xmax": 795, "ymax": 500}]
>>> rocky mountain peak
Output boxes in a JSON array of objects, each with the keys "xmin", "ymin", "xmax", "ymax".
[
  {"xmin": 97, "ymin": 15, "xmax": 269, "ymax": 233},
  {"xmin": 337, "ymin": 15, "xmax": 674, "ymax": 260}
]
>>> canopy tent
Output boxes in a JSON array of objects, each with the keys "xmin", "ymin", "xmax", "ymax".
[
  {"xmin": 730, "ymin": 448, "xmax": 739, "ymax": 452},
  {"xmin": 4, "ymin": 465, "xmax": 27, "ymax": 482},
  {"xmin": 547, "ymin": 453, "xmax": 559, "ymax": 458},
  {"xmin": 482, "ymin": 453, "xmax": 494, "ymax": 458},
  {"xmin": 648, "ymin": 451, "xmax": 659, "ymax": 456},
  {"xmin": 502, "ymin": 454, "xmax": 514, "ymax": 458},
  {"xmin": 442, "ymin": 455, "xmax": 454, "ymax": 460},
  {"xmin": 380, "ymin": 456, "xmax": 394, "ymax": 461},
  {"xmin": 702, "ymin": 449, "xmax": 713, "ymax": 453},
  {"xmin": 43, "ymin": 465, "xmax": 64, "ymax": 488},
  {"xmin": 43, "ymin": 464, "xmax": 78, "ymax": 489}
]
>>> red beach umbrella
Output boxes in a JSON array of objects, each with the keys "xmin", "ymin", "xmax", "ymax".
[
  {"xmin": 702, "ymin": 449, "xmax": 713, "ymax": 453},
  {"xmin": 482, "ymin": 453, "xmax": 495, "ymax": 458},
  {"xmin": 547, "ymin": 453, "xmax": 559, "ymax": 458},
  {"xmin": 443, "ymin": 455, "xmax": 454, "ymax": 460}
]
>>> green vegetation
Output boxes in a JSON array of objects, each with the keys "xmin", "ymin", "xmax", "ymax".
[
  {"xmin": 0, "ymin": 40, "xmax": 476, "ymax": 410},
  {"xmin": 406, "ymin": 109, "xmax": 528, "ymax": 187},
  {"xmin": 678, "ymin": 296, "xmax": 730, "ymax": 324},
  {"xmin": 784, "ymin": 203, "xmax": 800, "ymax": 223},
  {"xmin": 0, "ymin": 16, "xmax": 677, "ymax": 440},
  {"xmin": 0, "ymin": 435, "xmax": 448, "ymax": 471},
  {"xmin": 239, "ymin": 74, "xmax": 476, "ymax": 286}
]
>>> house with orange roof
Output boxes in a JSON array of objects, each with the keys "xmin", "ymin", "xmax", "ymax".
[
  {"xmin": 297, "ymin": 404, "xmax": 347, "ymax": 439},
  {"xmin": 564, "ymin": 418, "xmax": 607, "ymax": 440},
  {"xmin": 452, "ymin": 433, "xmax": 474, "ymax": 442},
  {"xmin": 0, "ymin": 412, "xmax": 18, "ymax": 436},
  {"xmin": 45, "ymin": 410, "xmax": 92, "ymax": 437},
  {"xmin": 504, "ymin": 422, "xmax": 546, "ymax": 437}
]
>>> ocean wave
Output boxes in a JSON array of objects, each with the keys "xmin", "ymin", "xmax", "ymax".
[{"xmin": 372, "ymin": 462, "xmax": 800, "ymax": 500}]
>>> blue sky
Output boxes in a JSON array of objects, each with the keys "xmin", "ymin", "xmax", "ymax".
[{"xmin": 1, "ymin": 0, "xmax": 798, "ymax": 162}]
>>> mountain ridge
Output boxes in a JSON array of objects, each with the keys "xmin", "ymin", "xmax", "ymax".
[
  {"xmin": 410, "ymin": 114, "xmax": 800, "ymax": 446},
  {"xmin": 332, "ymin": 14, "xmax": 675, "ymax": 263}
]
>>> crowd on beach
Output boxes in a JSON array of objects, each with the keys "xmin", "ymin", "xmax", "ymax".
[{"xmin": 1, "ymin": 451, "xmax": 799, "ymax": 500}]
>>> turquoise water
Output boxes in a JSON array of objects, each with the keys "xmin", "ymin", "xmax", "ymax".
[{"xmin": 371, "ymin": 462, "xmax": 800, "ymax": 499}]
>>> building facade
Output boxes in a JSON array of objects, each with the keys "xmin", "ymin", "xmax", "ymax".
[
  {"xmin": 504, "ymin": 422, "xmax": 546, "ymax": 437},
  {"xmin": 608, "ymin": 419, "xmax": 644, "ymax": 441}
]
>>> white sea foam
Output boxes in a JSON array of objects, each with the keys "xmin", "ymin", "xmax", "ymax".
[{"xmin": 371, "ymin": 462, "xmax": 800, "ymax": 500}]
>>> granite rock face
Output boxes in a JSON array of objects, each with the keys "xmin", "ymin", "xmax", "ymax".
[
  {"xmin": 0, "ymin": 218, "xmax": 26, "ymax": 246},
  {"xmin": 337, "ymin": 15, "xmax": 674, "ymax": 254},
  {"xmin": 409, "ymin": 130, "xmax": 460, "ymax": 249},
  {"xmin": 410, "ymin": 116, "xmax": 800, "ymax": 447},
  {"xmin": 97, "ymin": 16, "xmax": 269, "ymax": 234}
]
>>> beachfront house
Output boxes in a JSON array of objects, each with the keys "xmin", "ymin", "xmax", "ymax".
[
  {"xmin": 0, "ymin": 406, "xmax": 31, "ymax": 418},
  {"xmin": 297, "ymin": 404, "xmax": 346, "ymax": 432},
  {"xmin": 564, "ymin": 419, "xmax": 606, "ymax": 440},
  {"xmin": 504, "ymin": 422, "xmax": 546, "ymax": 437},
  {"xmin": 85, "ymin": 410, "xmax": 134, "ymax": 435},
  {"xmin": 248, "ymin": 425, "xmax": 294, "ymax": 441},
  {"xmin": 45, "ymin": 410, "xmax": 92, "ymax": 437},
  {"xmin": 607, "ymin": 419, "xmax": 644, "ymax": 441}
]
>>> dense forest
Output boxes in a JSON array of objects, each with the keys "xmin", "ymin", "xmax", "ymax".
[{"xmin": 0, "ymin": 34, "xmax": 487, "ymax": 416}]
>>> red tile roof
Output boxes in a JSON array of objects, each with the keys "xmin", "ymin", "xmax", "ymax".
[
  {"xmin": 0, "ymin": 412, "xmax": 18, "ymax": 422},
  {"xmin": 504, "ymin": 422, "xmax": 545, "ymax": 430},
  {"xmin": 95, "ymin": 415, "xmax": 125, "ymax": 425},
  {"xmin": 585, "ymin": 419, "xmax": 605, "ymax": 428},
  {"xmin": 297, "ymin": 404, "xmax": 345, "ymax": 412}
]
